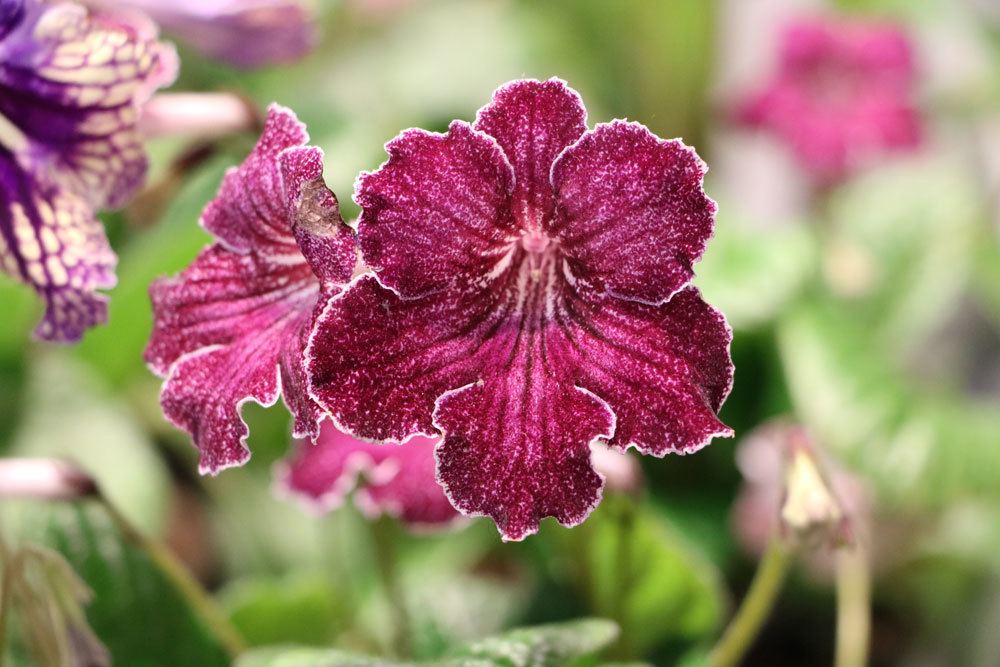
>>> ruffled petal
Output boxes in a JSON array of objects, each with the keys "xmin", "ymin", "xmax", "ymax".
[
  {"xmin": 355, "ymin": 121, "xmax": 516, "ymax": 297},
  {"xmin": 0, "ymin": 0, "xmax": 175, "ymax": 208},
  {"xmin": 201, "ymin": 105, "xmax": 308, "ymax": 256},
  {"xmin": 550, "ymin": 121, "xmax": 716, "ymax": 305},
  {"xmin": 0, "ymin": 151, "xmax": 115, "ymax": 342},
  {"xmin": 474, "ymin": 78, "xmax": 586, "ymax": 229},
  {"xmin": 309, "ymin": 249, "xmax": 618, "ymax": 540},
  {"xmin": 434, "ymin": 375, "xmax": 613, "ymax": 542},
  {"xmin": 148, "ymin": 246, "xmax": 317, "ymax": 471},
  {"xmin": 567, "ymin": 286, "xmax": 734, "ymax": 455},
  {"xmin": 307, "ymin": 274, "xmax": 491, "ymax": 441},
  {"xmin": 276, "ymin": 422, "xmax": 458, "ymax": 528},
  {"xmin": 146, "ymin": 105, "xmax": 356, "ymax": 469}
]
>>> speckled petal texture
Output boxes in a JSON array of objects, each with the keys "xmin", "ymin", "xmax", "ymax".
[
  {"xmin": 550, "ymin": 121, "xmax": 716, "ymax": 304},
  {"xmin": 355, "ymin": 121, "xmax": 516, "ymax": 298},
  {"xmin": 308, "ymin": 78, "xmax": 734, "ymax": 540},
  {"xmin": 277, "ymin": 422, "xmax": 459, "ymax": 528},
  {"xmin": 146, "ymin": 106, "xmax": 355, "ymax": 474},
  {"xmin": 0, "ymin": 152, "xmax": 116, "ymax": 342},
  {"xmin": 0, "ymin": 0, "xmax": 173, "ymax": 341}
]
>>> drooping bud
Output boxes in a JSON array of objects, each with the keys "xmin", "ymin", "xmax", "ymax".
[
  {"xmin": 779, "ymin": 428, "xmax": 852, "ymax": 548},
  {"xmin": 0, "ymin": 458, "xmax": 99, "ymax": 501}
]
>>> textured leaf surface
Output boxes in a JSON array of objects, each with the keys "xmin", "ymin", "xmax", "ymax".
[
  {"xmin": 43, "ymin": 504, "xmax": 231, "ymax": 667},
  {"xmin": 554, "ymin": 497, "xmax": 724, "ymax": 654}
]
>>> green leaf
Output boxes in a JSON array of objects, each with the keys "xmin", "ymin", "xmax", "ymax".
[
  {"xmin": 449, "ymin": 618, "xmax": 618, "ymax": 667},
  {"xmin": 823, "ymin": 155, "xmax": 982, "ymax": 356},
  {"xmin": 222, "ymin": 573, "xmax": 346, "ymax": 648},
  {"xmin": 42, "ymin": 503, "xmax": 231, "ymax": 667},
  {"xmin": 235, "ymin": 620, "xmax": 617, "ymax": 667},
  {"xmin": 694, "ymin": 212, "xmax": 816, "ymax": 330},
  {"xmin": 778, "ymin": 303, "xmax": 1000, "ymax": 506},
  {"xmin": 10, "ymin": 354, "xmax": 169, "ymax": 532},
  {"xmin": 236, "ymin": 646, "xmax": 405, "ymax": 667},
  {"xmin": 552, "ymin": 498, "xmax": 725, "ymax": 656}
]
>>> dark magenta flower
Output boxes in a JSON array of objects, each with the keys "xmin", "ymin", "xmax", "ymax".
[
  {"xmin": 0, "ymin": 0, "xmax": 175, "ymax": 341},
  {"xmin": 86, "ymin": 0, "xmax": 315, "ymax": 69},
  {"xmin": 145, "ymin": 105, "xmax": 356, "ymax": 474},
  {"xmin": 307, "ymin": 78, "xmax": 734, "ymax": 541},
  {"xmin": 736, "ymin": 17, "xmax": 923, "ymax": 183},
  {"xmin": 276, "ymin": 422, "xmax": 460, "ymax": 529}
]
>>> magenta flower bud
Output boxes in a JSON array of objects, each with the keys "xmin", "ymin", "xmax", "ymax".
[
  {"xmin": 0, "ymin": 0, "xmax": 175, "ymax": 342},
  {"xmin": 735, "ymin": 17, "xmax": 923, "ymax": 183},
  {"xmin": 276, "ymin": 422, "xmax": 460, "ymax": 530},
  {"xmin": 306, "ymin": 78, "xmax": 733, "ymax": 540}
]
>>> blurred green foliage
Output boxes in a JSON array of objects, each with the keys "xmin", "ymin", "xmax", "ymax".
[{"xmin": 1, "ymin": 0, "xmax": 999, "ymax": 665}]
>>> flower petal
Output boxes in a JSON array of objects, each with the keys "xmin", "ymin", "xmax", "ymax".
[
  {"xmin": 568, "ymin": 286, "xmax": 734, "ymax": 455},
  {"xmin": 307, "ymin": 274, "xmax": 490, "ymax": 441},
  {"xmin": 201, "ymin": 105, "xmax": 308, "ymax": 256},
  {"xmin": 550, "ymin": 121, "xmax": 716, "ymax": 305},
  {"xmin": 149, "ymin": 246, "xmax": 317, "ymax": 472},
  {"xmin": 110, "ymin": 0, "xmax": 315, "ymax": 70},
  {"xmin": 434, "ymin": 377, "xmax": 613, "ymax": 542},
  {"xmin": 355, "ymin": 121, "xmax": 516, "ymax": 298},
  {"xmin": 309, "ymin": 250, "xmax": 619, "ymax": 540},
  {"xmin": 277, "ymin": 422, "xmax": 458, "ymax": 528},
  {"xmin": 0, "ymin": 151, "xmax": 115, "ymax": 342},
  {"xmin": 0, "ymin": 1, "xmax": 175, "ymax": 208},
  {"xmin": 474, "ymin": 78, "xmax": 586, "ymax": 229}
]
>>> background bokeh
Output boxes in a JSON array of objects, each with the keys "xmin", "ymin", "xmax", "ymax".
[{"xmin": 2, "ymin": 0, "xmax": 999, "ymax": 665}]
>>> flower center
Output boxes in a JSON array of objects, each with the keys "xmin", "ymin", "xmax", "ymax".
[{"xmin": 520, "ymin": 230, "xmax": 551, "ymax": 255}]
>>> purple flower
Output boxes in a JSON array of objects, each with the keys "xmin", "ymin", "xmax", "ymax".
[
  {"xmin": 735, "ymin": 17, "xmax": 923, "ymax": 183},
  {"xmin": 307, "ymin": 79, "xmax": 734, "ymax": 541},
  {"xmin": 276, "ymin": 422, "xmax": 460, "ymax": 529},
  {"xmin": 87, "ymin": 0, "xmax": 315, "ymax": 69},
  {"xmin": 0, "ymin": 0, "xmax": 175, "ymax": 341},
  {"xmin": 145, "ymin": 105, "xmax": 356, "ymax": 474}
]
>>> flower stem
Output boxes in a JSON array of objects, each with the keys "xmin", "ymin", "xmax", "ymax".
[
  {"xmin": 834, "ymin": 546, "xmax": 871, "ymax": 667},
  {"xmin": 370, "ymin": 517, "xmax": 411, "ymax": 658},
  {"xmin": 610, "ymin": 495, "xmax": 637, "ymax": 660},
  {"xmin": 98, "ymin": 496, "xmax": 246, "ymax": 658},
  {"xmin": 707, "ymin": 536, "xmax": 793, "ymax": 667}
]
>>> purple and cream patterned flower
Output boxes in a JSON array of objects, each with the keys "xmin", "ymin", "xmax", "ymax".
[
  {"xmin": 0, "ymin": 0, "xmax": 175, "ymax": 341},
  {"xmin": 276, "ymin": 422, "xmax": 460, "ymax": 529},
  {"xmin": 735, "ymin": 17, "xmax": 923, "ymax": 183},
  {"xmin": 86, "ymin": 0, "xmax": 315, "ymax": 70},
  {"xmin": 307, "ymin": 78, "xmax": 734, "ymax": 541},
  {"xmin": 145, "ymin": 105, "xmax": 356, "ymax": 474}
]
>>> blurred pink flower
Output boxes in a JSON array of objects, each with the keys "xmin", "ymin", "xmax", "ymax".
[
  {"xmin": 735, "ymin": 17, "xmax": 923, "ymax": 184},
  {"xmin": 276, "ymin": 422, "xmax": 461, "ymax": 530}
]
